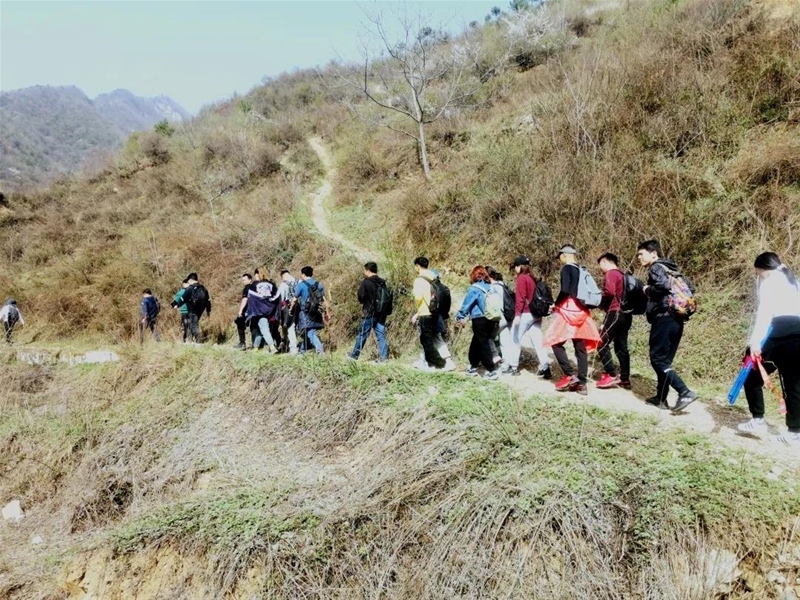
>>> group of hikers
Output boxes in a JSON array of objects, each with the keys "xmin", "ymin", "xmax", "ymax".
[{"xmin": 3, "ymin": 240, "xmax": 798, "ymax": 444}]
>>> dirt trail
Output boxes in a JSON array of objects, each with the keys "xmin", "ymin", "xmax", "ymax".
[{"xmin": 307, "ymin": 137, "xmax": 382, "ymax": 262}]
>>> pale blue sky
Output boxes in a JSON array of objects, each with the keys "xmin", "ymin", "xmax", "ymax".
[{"xmin": 1, "ymin": 1, "xmax": 502, "ymax": 113}]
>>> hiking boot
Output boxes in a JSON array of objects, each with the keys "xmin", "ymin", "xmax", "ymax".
[
  {"xmin": 596, "ymin": 374, "xmax": 620, "ymax": 389},
  {"xmin": 465, "ymin": 366, "xmax": 479, "ymax": 377},
  {"xmin": 645, "ymin": 396, "xmax": 670, "ymax": 410},
  {"xmin": 441, "ymin": 360, "xmax": 456, "ymax": 373},
  {"xmin": 572, "ymin": 383, "xmax": 588, "ymax": 396},
  {"xmin": 736, "ymin": 418, "xmax": 768, "ymax": 438},
  {"xmin": 672, "ymin": 390, "xmax": 698, "ymax": 413},
  {"xmin": 500, "ymin": 364, "xmax": 515, "ymax": 374},
  {"xmin": 234, "ymin": 342, "xmax": 246, "ymax": 351},
  {"xmin": 618, "ymin": 380, "xmax": 632, "ymax": 390},
  {"xmin": 483, "ymin": 370, "xmax": 499, "ymax": 381},
  {"xmin": 538, "ymin": 367, "xmax": 552, "ymax": 380},
  {"xmin": 555, "ymin": 375, "xmax": 578, "ymax": 392},
  {"xmin": 776, "ymin": 431, "xmax": 800, "ymax": 445}
]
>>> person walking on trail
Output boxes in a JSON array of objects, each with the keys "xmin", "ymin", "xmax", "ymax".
[
  {"xmin": 171, "ymin": 279, "xmax": 191, "ymax": 343},
  {"xmin": 247, "ymin": 269, "xmax": 280, "ymax": 353},
  {"xmin": 179, "ymin": 273, "xmax": 211, "ymax": 344},
  {"xmin": 414, "ymin": 268, "xmax": 456, "ymax": 371},
  {"xmin": 456, "ymin": 266, "xmax": 500, "ymax": 380},
  {"xmin": 350, "ymin": 262, "xmax": 392, "ymax": 363},
  {"xmin": 233, "ymin": 274, "xmax": 254, "ymax": 350},
  {"xmin": 543, "ymin": 245, "xmax": 602, "ymax": 396},
  {"xmin": 503, "ymin": 257, "xmax": 552, "ymax": 378},
  {"xmin": 292, "ymin": 266, "xmax": 326, "ymax": 355},
  {"xmin": 1, "ymin": 298, "xmax": 24, "ymax": 344},
  {"xmin": 139, "ymin": 289, "xmax": 161, "ymax": 344},
  {"xmin": 486, "ymin": 266, "xmax": 513, "ymax": 369},
  {"xmin": 596, "ymin": 253, "xmax": 632, "ymax": 390},
  {"xmin": 254, "ymin": 268, "xmax": 283, "ymax": 351},
  {"xmin": 637, "ymin": 240, "xmax": 698, "ymax": 412},
  {"xmin": 276, "ymin": 270, "xmax": 299, "ymax": 354},
  {"xmin": 737, "ymin": 252, "xmax": 800, "ymax": 444},
  {"xmin": 411, "ymin": 257, "xmax": 454, "ymax": 372}
]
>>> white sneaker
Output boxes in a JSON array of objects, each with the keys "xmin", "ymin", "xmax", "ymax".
[
  {"xmin": 776, "ymin": 431, "xmax": 800, "ymax": 445},
  {"xmin": 441, "ymin": 360, "xmax": 456, "ymax": 372},
  {"xmin": 412, "ymin": 359, "xmax": 432, "ymax": 372},
  {"xmin": 736, "ymin": 418, "xmax": 768, "ymax": 438}
]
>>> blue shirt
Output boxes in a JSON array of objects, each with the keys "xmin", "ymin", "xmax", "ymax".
[
  {"xmin": 296, "ymin": 278, "xmax": 324, "ymax": 309},
  {"xmin": 456, "ymin": 281, "xmax": 489, "ymax": 321}
]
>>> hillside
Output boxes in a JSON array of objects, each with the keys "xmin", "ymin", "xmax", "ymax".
[
  {"xmin": 0, "ymin": 86, "xmax": 189, "ymax": 189},
  {"xmin": 1, "ymin": 0, "xmax": 800, "ymax": 597}
]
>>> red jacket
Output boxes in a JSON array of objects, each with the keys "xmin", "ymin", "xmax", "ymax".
[{"xmin": 514, "ymin": 273, "xmax": 535, "ymax": 317}]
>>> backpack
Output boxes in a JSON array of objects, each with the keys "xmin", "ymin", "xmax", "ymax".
[
  {"xmin": 530, "ymin": 278, "xmax": 554, "ymax": 318},
  {"xmin": 6, "ymin": 305, "xmax": 19, "ymax": 325},
  {"xmin": 620, "ymin": 273, "xmax": 647, "ymax": 315},
  {"xmin": 664, "ymin": 268, "xmax": 697, "ymax": 320},
  {"xmin": 500, "ymin": 285, "xmax": 515, "ymax": 323},
  {"xmin": 187, "ymin": 284, "xmax": 209, "ymax": 312},
  {"xmin": 304, "ymin": 281, "xmax": 326, "ymax": 316},
  {"xmin": 374, "ymin": 281, "xmax": 394, "ymax": 317},
  {"xmin": 571, "ymin": 264, "xmax": 602, "ymax": 309},
  {"xmin": 428, "ymin": 277, "xmax": 452, "ymax": 319},
  {"xmin": 481, "ymin": 285, "xmax": 503, "ymax": 322},
  {"xmin": 148, "ymin": 297, "xmax": 161, "ymax": 320}
]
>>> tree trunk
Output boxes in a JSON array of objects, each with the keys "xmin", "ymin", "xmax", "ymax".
[{"xmin": 417, "ymin": 120, "xmax": 432, "ymax": 181}]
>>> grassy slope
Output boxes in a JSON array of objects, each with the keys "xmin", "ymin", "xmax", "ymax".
[{"xmin": 1, "ymin": 346, "xmax": 799, "ymax": 598}]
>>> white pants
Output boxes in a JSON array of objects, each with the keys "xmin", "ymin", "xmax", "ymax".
[
  {"xmin": 507, "ymin": 313, "xmax": 550, "ymax": 369},
  {"xmin": 498, "ymin": 318, "xmax": 513, "ymax": 362},
  {"xmin": 286, "ymin": 323, "xmax": 298, "ymax": 354}
]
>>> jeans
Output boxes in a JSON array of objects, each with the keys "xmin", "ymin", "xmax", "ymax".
[
  {"xmin": 649, "ymin": 316, "xmax": 689, "ymax": 401},
  {"xmin": 744, "ymin": 336, "xmax": 800, "ymax": 431},
  {"xmin": 507, "ymin": 313, "xmax": 550, "ymax": 369},
  {"xmin": 553, "ymin": 339, "xmax": 588, "ymax": 383},
  {"xmin": 351, "ymin": 317, "xmax": 388, "ymax": 361},
  {"xmin": 598, "ymin": 311, "xmax": 631, "ymax": 380},
  {"xmin": 418, "ymin": 315, "xmax": 445, "ymax": 368},
  {"xmin": 488, "ymin": 318, "xmax": 512, "ymax": 364},
  {"xmin": 189, "ymin": 313, "xmax": 202, "ymax": 343},
  {"xmin": 300, "ymin": 328, "xmax": 324, "ymax": 354},
  {"xmin": 251, "ymin": 317, "xmax": 274, "ymax": 348},
  {"xmin": 139, "ymin": 319, "xmax": 161, "ymax": 343},
  {"xmin": 469, "ymin": 317, "xmax": 496, "ymax": 371}
]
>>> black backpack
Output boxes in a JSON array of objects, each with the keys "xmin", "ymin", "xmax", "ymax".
[
  {"xmin": 374, "ymin": 281, "xmax": 394, "ymax": 317},
  {"xmin": 530, "ymin": 278, "xmax": 554, "ymax": 318},
  {"xmin": 305, "ymin": 282, "xmax": 326, "ymax": 316},
  {"xmin": 429, "ymin": 278, "xmax": 451, "ymax": 319},
  {"xmin": 501, "ymin": 285, "xmax": 515, "ymax": 323},
  {"xmin": 621, "ymin": 273, "xmax": 647, "ymax": 315},
  {"xmin": 187, "ymin": 284, "xmax": 209, "ymax": 313}
]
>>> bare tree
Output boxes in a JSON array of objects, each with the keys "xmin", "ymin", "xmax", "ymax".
[{"xmin": 335, "ymin": 8, "xmax": 481, "ymax": 181}]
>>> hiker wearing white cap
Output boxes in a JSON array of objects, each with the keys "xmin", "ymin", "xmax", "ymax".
[{"xmin": 1, "ymin": 298, "xmax": 24, "ymax": 344}]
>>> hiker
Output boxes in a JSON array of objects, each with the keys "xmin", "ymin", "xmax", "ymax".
[
  {"xmin": 180, "ymin": 273, "xmax": 211, "ymax": 344},
  {"xmin": 292, "ymin": 266, "xmax": 326, "ymax": 355},
  {"xmin": 543, "ymin": 245, "xmax": 602, "ymax": 396},
  {"xmin": 247, "ymin": 269, "xmax": 280, "ymax": 353},
  {"xmin": 415, "ymin": 268, "xmax": 456, "ymax": 371},
  {"xmin": 411, "ymin": 257, "xmax": 455, "ymax": 372},
  {"xmin": 486, "ymin": 266, "xmax": 513, "ymax": 369},
  {"xmin": 171, "ymin": 279, "xmax": 191, "ymax": 343},
  {"xmin": 276, "ymin": 270, "xmax": 299, "ymax": 354},
  {"xmin": 637, "ymin": 240, "xmax": 698, "ymax": 412},
  {"xmin": 596, "ymin": 253, "xmax": 631, "ymax": 390},
  {"xmin": 456, "ymin": 266, "xmax": 499, "ymax": 380},
  {"xmin": 350, "ymin": 261, "xmax": 391, "ymax": 362},
  {"xmin": 139, "ymin": 289, "xmax": 161, "ymax": 343},
  {"xmin": 737, "ymin": 252, "xmax": 800, "ymax": 443},
  {"xmin": 255, "ymin": 268, "xmax": 283, "ymax": 351},
  {"xmin": 503, "ymin": 257, "xmax": 552, "ymax": 378},
  {"xmin": 234, "ymin": 273, "xmax": 254, "ymax": 350},
  {"xmin": 1, "ymin": 298, "xmax": 24, "ymax": 344}
]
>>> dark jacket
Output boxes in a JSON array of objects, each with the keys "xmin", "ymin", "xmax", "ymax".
[
  {"xmin": 141, "ymin": 296, "xmax": 160, "ymax": 321},
  {"xmin": 358, "ymin": 275, "xmax": 387, "ymax": 319},
  {"xmin": 555, "ymin": 263, "xmax": 581, "ymax": 306},
  {"xmin": 644, "ymin": 258, "xmax": 690, "ymax": 322}
]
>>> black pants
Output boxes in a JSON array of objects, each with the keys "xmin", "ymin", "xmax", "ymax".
[
  {"xmin": 139, "ymin": 319, "xmax": 161, "ymax": 343},
  {"xmin": 598, "ymin": 311, "xmax": 631, "ymax": 380},
  {"xmin": 744, "ymin": 336, "xmax": 800, "ymax": 432},
  {"xmin": 469, "ymin": 317, "xmax": 496, "ymax": 371},
  {"xmin": 419, "ymin": 315, "xmax": 445, "ymax": 369},
  {"xmin": 3, "ymin": 318, "xmax": 17, "ymax": 343},
  {"xmin": 553, "ymin": 339, "xmax": 588, "ymax": 383},
  {"xmin": 181, "ymin": 314, "xmax": 191, "ymax": 342},
  {"xmin": 189, "ymin": 313, "xmax": 202, "ymax": 343},
  {"xmin": 649, "ymin": 316, "xmax": 689, "ymax": 400},
  {"xmin": 235, "ymin": 315, "xmax": 247, "ymax": 345}
]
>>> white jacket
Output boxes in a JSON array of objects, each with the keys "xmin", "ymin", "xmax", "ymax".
[{"xmin": 749, "ymin": 270, "xmax": 800, "ymax": 352}]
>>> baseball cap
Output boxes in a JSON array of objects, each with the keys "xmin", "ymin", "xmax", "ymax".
[
  {"xmin": 512, "ymin": 256, "xmax": 531, "ymax": 267},
  {"xmin": 557, "ymin": 245, "xmax": 578, "ymax": 258}
]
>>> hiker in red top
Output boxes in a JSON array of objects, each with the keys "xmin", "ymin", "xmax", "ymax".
[
  {"xmin": 596, "ymin": 253, "xmax": 632, "ymax": 390},
  {"xmin": 543, "ymin": 245, "xmax": 601, "ymax": 396}
]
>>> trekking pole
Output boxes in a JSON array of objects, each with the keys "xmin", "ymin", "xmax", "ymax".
[{"xmin": 754, "ymin": 356, "xmax": 787, "ymax": 416}]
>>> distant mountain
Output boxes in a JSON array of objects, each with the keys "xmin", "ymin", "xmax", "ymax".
[{"xmin": 0, "ymin": 85, "xmax": 190, "ymax": 189}]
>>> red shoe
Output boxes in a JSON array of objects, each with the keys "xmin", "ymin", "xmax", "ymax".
[
  {"xmin": 555, "ymin": 375, "xmax": 577, "ymax": 391},
  {"xmin": 597, "ymin": 374, "xmax": 620, "ymax": 389}
]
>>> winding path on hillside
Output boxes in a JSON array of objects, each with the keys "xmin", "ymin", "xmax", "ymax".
[{"xmin": 307, "ymin": 137, "xmax": 382, "ymax": 262}]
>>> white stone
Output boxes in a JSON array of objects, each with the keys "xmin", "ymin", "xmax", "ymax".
[
  {"xmin": 2, "ymin": 499, "xmax": 24, "ymax": 522},
  {"xmin": 31, "ymin": 535, "xmax": 44, "ymax": 545}
]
